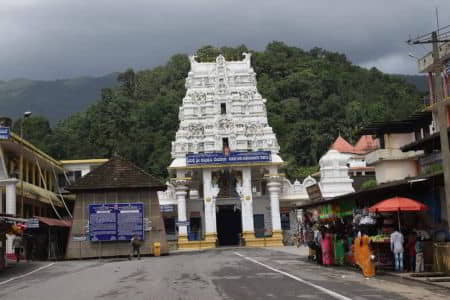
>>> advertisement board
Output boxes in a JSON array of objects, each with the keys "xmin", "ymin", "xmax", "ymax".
[
  {"xmin": 88, "ymin": 203, "xmax": 144, "ymax": 242},
  {"xmin": 186, "ymin": 151, "xmax": 271, "ymax": 166}
]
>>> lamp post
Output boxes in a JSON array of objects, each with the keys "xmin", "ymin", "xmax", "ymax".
[{"xmin": 20, "ymin": 111, "xmax": 32, "ymax": 217}]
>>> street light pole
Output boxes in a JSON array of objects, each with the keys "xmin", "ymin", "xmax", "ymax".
[{"xmin": 20, "ymin": 111, "xmax": 32, "ymax": 217}]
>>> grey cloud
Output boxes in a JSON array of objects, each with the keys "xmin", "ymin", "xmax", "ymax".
[{"xmin": 1, "ymin": 0, "xmax": 449, "ymax": 80}]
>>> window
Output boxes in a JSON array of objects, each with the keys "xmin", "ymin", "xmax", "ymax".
[{"xmin": 220, "ymin": 103, "xmax": 226, "ymax": 114}]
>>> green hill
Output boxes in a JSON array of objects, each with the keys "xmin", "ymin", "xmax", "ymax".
[
  {"xmin": 393, "ymin": 74, "xmax": 428, "ymax": 93},
  {"xmin": 0, "ymin": 73, "xmax": 118, "ymax": 124},
  {"xmin": 13, "ymin": 43, "xmax": 423, "ymax": 179}
]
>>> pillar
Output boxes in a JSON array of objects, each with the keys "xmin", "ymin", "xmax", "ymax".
[
  {"xmin": 202, "ymin": 169, "xmax": 217, "ymax": 247},
  {"xmin": 172, "ymin": 177, "xmax": 190, "ymax": 248},
  {"xmin": 32, "ymin": 164, "xmax": 36, "ymax": 186},
  {"xmin": 5, "ymin": 180, "xmax": 18, "ymax": 216},
  {"xmin": 241, "ymin": 168, "xmax": 258, "ymax": 246},
  {"xmin": 266, "ymin": 174, "xmax": 283, "ymax": 246},
  {"xmin": 25, "ymin": 160, "xmax": 29, "ymax": 183},
  {"xmin": 434, "ymin": 99, "xmax": 450, "ymax": 231},
  {"xmin": 43, "ymin": 170, "xmax": 47, "ymax": 190},
  {"xmin": 428, "ymin": 72, "xmax": 434, "ymax": 104},
  {"xmin": 3, "ymin": 178, "xmax": 18, "ymax": 254},
  {"xmin": 175, "ymin": 184, "xmax": 188, "ymax": 236}
]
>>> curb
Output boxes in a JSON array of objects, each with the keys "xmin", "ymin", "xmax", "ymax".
[
  {"xmin": 298, "ymin": 257, "xmax": 450, "ymax": 291},
  {"xmin": 384, "ymin": 272, "xmax": 450, "ymax": 290}
]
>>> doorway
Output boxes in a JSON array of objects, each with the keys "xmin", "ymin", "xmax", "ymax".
[{"xmin": 216, "ymin": 205, "xmax": 242, "ymax": 246}]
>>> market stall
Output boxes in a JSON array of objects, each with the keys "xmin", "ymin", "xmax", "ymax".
[{"xmin": 369, "ymin": 197, "xmax": 429, "ymax": 271}]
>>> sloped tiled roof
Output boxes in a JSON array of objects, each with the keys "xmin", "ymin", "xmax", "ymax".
[
  {"xmin": 330, "ymin": 136, "xmax": 355, "ymax": 153},
  {"xmin": 66, "ymin": 156, "xmax": 165, "ymax": 191},
  {"xmin": 354, "ymin": 135, "xmax": 379, "ymax": 154}
]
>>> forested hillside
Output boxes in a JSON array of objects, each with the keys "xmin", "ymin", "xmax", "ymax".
[
  {"xmin": 0, "ymin": 73, "xmax": 118, "ymax": 124},
  {"xmin": 13, "ymin": 42, "xmax": 423, "ymax": 179},
  {"xmin": 393, "ymin": 74, "xmax": 428, "ymax": 93}
]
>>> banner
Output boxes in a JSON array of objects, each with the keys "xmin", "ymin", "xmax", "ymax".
[
  {"xmin": 186, "ymin": 151, "xmax": 271, "ymax": 165},
  {"xmin": 89, "ymin": 203, "xmax": 144, "ymax": 242}
]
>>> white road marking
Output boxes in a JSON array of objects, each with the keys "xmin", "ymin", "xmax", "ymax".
[
  {"xmin": 234, "ymin": 252, "xmax": 352, "ymax": 300},
  {"xmin": 0, "ymin": 262, "xmax": 56, "ymax": 286}
]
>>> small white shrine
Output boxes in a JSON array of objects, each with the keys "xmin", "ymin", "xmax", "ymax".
[{"xmin": 159, "ymin": 54, "xmax": 354, "ymax": 249}]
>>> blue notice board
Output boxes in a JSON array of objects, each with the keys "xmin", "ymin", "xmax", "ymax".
[
  {"xmin": 89, "ymin": 203, "xmax": 144, "ymax": 242},
  {"xmin": 0, "ymin": 127, "xmax": 10, "ymax": 140}
]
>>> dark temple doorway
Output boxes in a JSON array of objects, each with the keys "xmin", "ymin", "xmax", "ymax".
[{"xmin": 216, "ymin": 205, "xmax": 242, "ymax": 246}]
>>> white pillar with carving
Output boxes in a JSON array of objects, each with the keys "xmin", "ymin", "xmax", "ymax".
[
  {"xmin": 203, "ymin": 169, "xmax": 217, "ymax": 245},
  {"xmin": 267, "ymin": 179, "xmax": 282, "ymax": 233},
  {"xmin": 241, "ymin": 167, "xmax": 255, "ymax": 234},
  {"xmin": 172, "ymin": 178, "xmax": 190, "ymax": 240}
]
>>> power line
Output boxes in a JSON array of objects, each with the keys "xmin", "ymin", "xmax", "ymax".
[{"xmin": 407, "ymin": 24, "xmax": 450, "ymax": 45}]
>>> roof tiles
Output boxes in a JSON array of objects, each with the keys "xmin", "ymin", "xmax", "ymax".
[
  {"xmin": 66, "ymin": 156, "xmax": 165, "ymax": 191},
  {"xmin": 330, "ymin": 135, "xmax": 379, "ymax": 154}
]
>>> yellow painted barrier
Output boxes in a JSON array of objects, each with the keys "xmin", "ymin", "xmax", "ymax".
[{"xmin": 153, "ymin": 242, "xmax": 161, "ymax": 257}]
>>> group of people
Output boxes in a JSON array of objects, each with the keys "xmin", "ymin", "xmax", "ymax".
[
  {"xmin": 306, "ymin": 224, "xmax": 351, "ymax": 266},
  {"xmin": 390, "ymin": 229, "xmax": 425, "ymax": 273}
]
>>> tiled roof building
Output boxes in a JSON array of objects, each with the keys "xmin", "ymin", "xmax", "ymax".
[{"xmin": 67, "ymin": 156, "xmax": 164, "ymax": 191}]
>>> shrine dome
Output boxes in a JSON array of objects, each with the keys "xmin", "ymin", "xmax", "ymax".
[{"xmin": 319, "ymin": 149, "xmax": 348, "ymax": 168}]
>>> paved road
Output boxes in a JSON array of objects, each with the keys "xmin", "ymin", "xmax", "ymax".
[{"xmin": 0, "ymin": 248, "xmax": 447, "ymax": 299}]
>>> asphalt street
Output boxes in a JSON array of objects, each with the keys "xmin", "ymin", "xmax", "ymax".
[{"xmin": 0, "ymin": 247, "xmax": 447, "ymax": 300}]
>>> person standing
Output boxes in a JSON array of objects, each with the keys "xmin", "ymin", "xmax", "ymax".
[
  {"xmin": 129, "ymin": 235, "xmax": 142, "ymax": 260},
  {"xmin": 406, "ymin": 233, "xmax": 416, "ymax": 272},
  {"xmin": 415, "ymin": 236, "xmax": 424, "ymax": 273},
  {"xmin": 314, "ymin": 227, "xmax": 323, "ymax": 265},
  {"xmin": 25, "ymin": 234, "xmax": 34, "ymax": 262},
  {"xmin": 321, "ymin": 232, "xmax": 333, "ymax": 265},
  {"xmin": 12, "ymin": 234, "xmax": 24, "ymax": 263},
  {"xmin": 390, "ymin": 229, "xmax": 404, "ymax": 272}
]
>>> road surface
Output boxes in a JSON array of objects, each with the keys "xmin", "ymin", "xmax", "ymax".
[{"xmin": 0, "ymin": 247, "xmax": 447, "ymax": 299}]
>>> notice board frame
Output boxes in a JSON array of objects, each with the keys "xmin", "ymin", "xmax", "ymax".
[{"xmin": 88, "ymin": 202, "xmax": 144, "ymax": 242}]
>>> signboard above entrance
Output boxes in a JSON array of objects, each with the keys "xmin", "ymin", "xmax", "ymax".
[{"xmin": 186, "ymin": 151, "xmax": 271, "ymax": 166}]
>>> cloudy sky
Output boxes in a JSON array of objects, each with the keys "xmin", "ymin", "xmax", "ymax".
[{"xmin": 1, "ymin": 0, "xmax": 449, "ymax": 80}]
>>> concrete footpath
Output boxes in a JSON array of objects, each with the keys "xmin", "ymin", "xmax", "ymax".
[{"xmin": 274, "ymin": 245, "xmax": 450, "ymax": 291}]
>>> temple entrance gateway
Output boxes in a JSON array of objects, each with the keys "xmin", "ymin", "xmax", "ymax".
[
  {"xmin": 216, "ymin": 205, "xmax": 242, "ymax": 246},
  {"xmin": 162, "ymin": 54, "xmax": 286, "ymax": 249}
]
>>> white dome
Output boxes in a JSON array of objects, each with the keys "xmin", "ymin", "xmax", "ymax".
[{"xmin": 319, "ymin": 150, "xmax": 348, "ymax": 168}]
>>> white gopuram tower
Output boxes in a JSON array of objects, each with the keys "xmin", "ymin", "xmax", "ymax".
[{"xmin": 167, "ymin": 53, "xmax": 284, "ymax": 249}]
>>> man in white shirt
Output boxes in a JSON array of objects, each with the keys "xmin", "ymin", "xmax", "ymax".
[{"xmin": 390, "ymin": 230, "xmax": 404, "ymax": 272}]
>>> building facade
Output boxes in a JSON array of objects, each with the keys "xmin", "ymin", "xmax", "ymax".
[
  {"xmin": 158, "ymin": 54, "xmax": 355, "ymax": 249},
  {"xmin": 0, "ymin": 126, "xmax": 107, "ymax": 257}
]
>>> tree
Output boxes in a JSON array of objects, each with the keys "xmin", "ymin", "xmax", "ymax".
[
  {"xmin": 117, "ymin": 68, "xmax": 136, "ymax": 98},
  {"xmin": 42, "ymin": 43, "xmax": 422, "ymax": 181}
]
